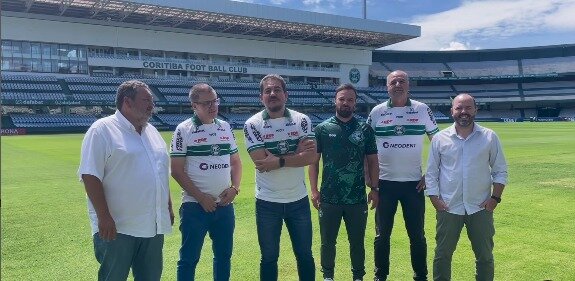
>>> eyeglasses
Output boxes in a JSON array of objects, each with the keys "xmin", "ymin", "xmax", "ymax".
[{"xmin": 195, "ymin": 98, "xmax": 220, "ymax": 107}]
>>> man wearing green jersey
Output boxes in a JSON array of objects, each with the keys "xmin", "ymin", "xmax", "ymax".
[{"xmin": 309, "ymin": 83, "xmax": 380, "ymax": 281}]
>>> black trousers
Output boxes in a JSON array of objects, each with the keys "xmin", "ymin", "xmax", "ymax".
[
  {"xmin": 319, "ymin": 203, "xmax": 368, "ymax": 280},
  {"xmin": 374, "ymin": 180, "xmax": 428, "ymax": 281}
]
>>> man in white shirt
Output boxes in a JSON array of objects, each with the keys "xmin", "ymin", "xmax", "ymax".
[
  {"xmin": 244, "ymin": 74, "xmax": 317, "ymax": 281},
  {"xmin": 171, "ymin": 83, "xmax": 242, "ymax": 281},
  {"xmin": 78, "ymin": 80, "xmax": 174, "ymax": 281},
  {"xmin": 425, "ymin": 93, "xmax": 508, "ymax": 281}
]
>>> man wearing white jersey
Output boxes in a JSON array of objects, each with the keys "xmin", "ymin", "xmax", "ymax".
[
  {"xmin": 367, "ymin": 70, "xmax": 439, "ymax": 281},
  {"xmin": 244, "ymin": 74, "xmax": 317, "ymax": 281},
  {"xmin": 171, "ymin": 83, "xmax": 242, "ymax": 281}
]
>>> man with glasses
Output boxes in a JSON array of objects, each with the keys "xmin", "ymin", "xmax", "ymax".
[
  {"xmin": 244, "ymin": 74, "xmax": 317, "ymax": 281},
  {"xmin": 171, "ymin": 83, "xmax": 242, "ymax": 281},
  {"xmin": 368, "ymin": 70, "xmax": 439, "ymax": 281}
]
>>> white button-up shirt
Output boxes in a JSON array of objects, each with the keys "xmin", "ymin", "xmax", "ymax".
[
  {"xmin": 425, "ymin": 123, "xmax": 508, "ymax": 215},
  {"xmin": 78, "ymin": 110, "xmax": 172, "ymax": 237}
]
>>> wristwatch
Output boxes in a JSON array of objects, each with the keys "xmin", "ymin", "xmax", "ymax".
[{"xmin": 490, "ymin": 195, "xmax": 501, "ymax": 203}]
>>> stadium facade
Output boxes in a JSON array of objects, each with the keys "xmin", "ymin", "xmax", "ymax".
[{"xmin": 1, "ymin": 0, "xmax": 574, "ymax": 135}]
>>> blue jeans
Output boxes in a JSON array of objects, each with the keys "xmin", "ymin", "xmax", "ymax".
[
  {"xmin": 177, "ymin": 202, "xmax": 235, "ymax": 281},
  {"xmin": 256, "ymin": 197, "xmax": 316, "ymax": 281},
  {"xmin": 93, "ymin": 233, "xmax": 164, "ymax": 281}
]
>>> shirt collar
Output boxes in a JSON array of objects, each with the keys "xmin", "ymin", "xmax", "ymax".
[
  {"xmin": 115, "ymin": 110, "xmax": 147, "ymax": 132},
  {"xmin": 192, "ymin": 114, "xmax": 220, "ymax": 127},
  {"xmin": 447, "ymin": 122, "xmax": 481, "ymax": 138},
  {"xmin": 262, "ymin": 108, "xmax": 291, "ymax": 120},
  {"xmin": 334, "ymin": 115, "xmax": 357, "ymax": 125},
  {"xmin": 387, "ymin": 98, "xmax": 411, "ymax": 108}
]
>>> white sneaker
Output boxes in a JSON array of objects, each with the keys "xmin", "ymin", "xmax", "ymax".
[{"xmin": 324, "ymin": 278, "xmax": 334, "ymax": 281}]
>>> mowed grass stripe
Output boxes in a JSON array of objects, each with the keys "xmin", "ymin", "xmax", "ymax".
[{"xmin": 1, "ymin": 122, "xmax": 574, "ymax": 280}]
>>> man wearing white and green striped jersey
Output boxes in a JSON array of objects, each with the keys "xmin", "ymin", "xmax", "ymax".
[
  {"xmin": 367, "ymin": 70, "xmax": 439, "ymax": 281},
  {"xmin": 171, "ymin": 83, "xmax": 242, "ymax": 281},
  {"xmin": 244, "ymin": 74, "xmax": 317, "ymax": 281}
]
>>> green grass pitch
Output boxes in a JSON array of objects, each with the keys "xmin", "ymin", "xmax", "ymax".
[{"xmin": 1, "ymin": 122, "xmax": 574, "ymax": 280}]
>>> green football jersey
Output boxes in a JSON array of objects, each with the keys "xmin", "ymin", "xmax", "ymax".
[{"xmin": 315, "ymin": 116, "xmax": 377, "ymax": 204}]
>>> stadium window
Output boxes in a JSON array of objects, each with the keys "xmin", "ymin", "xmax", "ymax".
[
  {"xmin": 50, "ymin": 59, "xmax": 59, "ymax": 73},
  {"xmin": 69, "ymin": 60, "xmax": 79, "ymax": 73},
  {"xmin": 31, "ymin": 43, "xmax": 41, "ymax": 59},
  {"xmin": 58, "ymin": 60, "xmax": 70, "ymax": 73},
  {"xmin": 21, "ymin": 42, "xmax": 31, "ymax": 58},
  {"xmin": 1, "ymin": 57, "xmax": 11, "ymax": 71},
  {"xmin": 31, "ymin": 58, "xmax": 41, "ymax": 72},
  {"xmin": 58, "ymin": 44, "xmax": 70, "ymax": 59},
  {"xmin": 22, "ymin": 58, "xmax": 32, "ymax": 72},
  {"xmin": 78, "ymin": 61, "xmax": 88, "ymax": 74},
  {"xmin": 41, "ymin": 43, "xmax": 51, "ymax": 57},
  {"xmin": 11, "ymin": 41, "xmax": 22, "ymax": 58},
  {"xmin": 12, "ymin": 57, "xmax": 22, "ymax": 71},
  {"xmin": 50, "ymin": 44, "xmax": 58, "ymax": 59},
  {"xmin": 1, "ymin": 40, "xmax": 12, "ymax": 57},
  {"xmin": 42, "ymin": 60, "xmax": 51, "ymax": 73},
  {"xmin": 77, "ymin": 46, "xmax": 87, "ymax": 59}
]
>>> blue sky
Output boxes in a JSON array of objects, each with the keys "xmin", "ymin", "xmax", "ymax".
[{"xmin": 233, "ymin": 0, "xmax": 575, "ymax": 51}]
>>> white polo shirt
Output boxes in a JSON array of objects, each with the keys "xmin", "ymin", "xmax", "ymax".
[
  {"xmin": 170, "ymin": 116, "xmax": 238, "ymax": 203},
  {"xmin": 367, "ymin": 99, "xmax": 439, "ymax": 181},
  {"xmin": 244, "ymin": 109, "xmax": 314, "ymax": 203},
  {"xmin": 78, "ymin": 110, "xmax": 172, "ymax": 237}
]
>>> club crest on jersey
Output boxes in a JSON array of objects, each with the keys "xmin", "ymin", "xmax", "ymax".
[
  {"xmin": 394, "ymin": 125, "xmax": 405, "ymax": 136},
  {"xmin": 277, "ymin": 140, "xmax": 289, "ymax": 154},
  {"xmin": 349, "ymin": 130, "xmax": 364, "ymax": 145},
  {"xmin": 211, "ymin": 144, "xmax": 221, "ymax": 156}
]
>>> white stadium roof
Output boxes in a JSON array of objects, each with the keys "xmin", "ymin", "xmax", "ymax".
[{"xmin": 1, "ymin": 0, "xmax": 420, "ymax": 49}]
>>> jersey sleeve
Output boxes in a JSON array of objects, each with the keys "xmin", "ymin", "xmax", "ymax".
[
  {"xmin": 363, "ymin": 123, "xmax": 378, "ymax": 155},
  {"xmin": 170, "ymin": 123, "xmax": 187, "ymax": 158},
  {"xmin": 366, "ymin": 107, "xmax": 376, "ymax": 130},
  {"xmin": 244, "ymin": 118, "xmax": 265, "ymax": 153},
  {"xmin": 226, "ymin": 122, "xmax": 239, "ymax": 154},
  {"xmin": 314, "ymin": 123, "xmax": 323, "ymax": 153},
  {"xmin": 424, "ymin": 105, "xmax": 440, "ymax": 135},
  {"xmin": 299, "ymin": 114, "xmax": 315, "ymax": 140}
]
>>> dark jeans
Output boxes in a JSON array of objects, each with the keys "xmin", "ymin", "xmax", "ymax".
[
  {"xmin": 319, "ymin": 202, "xmax": 368, "ymax": 280},
  {"xmin": 177, "ymin": 202, "xmax": 235, "ymax": 281},
  {"xmin": 374, "ymin": 180, "xmax": 428, "ymax": 281},
  {"xmin": 256, "ymin": 197, "xmax": 316, "ymax": 281},
  {"xmin": 93, "ymin": 233, "xmax": 164, "ymax": 281}
]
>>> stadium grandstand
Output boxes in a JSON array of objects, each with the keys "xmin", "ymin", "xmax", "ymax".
[{"xmin": 1, "ymin": 0, "xmax": 574, "ymax": 135}]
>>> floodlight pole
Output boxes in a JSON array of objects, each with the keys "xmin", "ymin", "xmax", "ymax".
[{"xmin": 363, "ymin": 0, "xmax": 367, "ymax": 19}]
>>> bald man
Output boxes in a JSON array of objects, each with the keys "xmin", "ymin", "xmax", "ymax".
[
  {"xmin": 368, "ymin": 70, "xmax": 438, "ymax": 281},
  {"xmin": 425, "ymin": 93, "xmax": 508, "ymax": 281}
]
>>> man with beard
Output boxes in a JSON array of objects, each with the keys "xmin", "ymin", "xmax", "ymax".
[
  {"xmin": 425, "ymin": 93, "xmax": 508, "ymax": 281},
  {"xmin": 171, "ymin": 83, "xmax": 242, "ymax": 281},
  {"xmin": 244, "ymin": 74, "xmax": 317, "ymax": 281},
  {"xmin": 367, "ymin": 70, "xmax": 438, "ymax": 281},
  {"xmin": 78, "ymin": 80, "xmax": 174, "ymax": 281},
  {"xmin": 308, "ymin": 83, "xmax": 379, "ymax": 281}
]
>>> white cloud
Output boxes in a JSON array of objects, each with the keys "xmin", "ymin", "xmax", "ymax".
[
  {"xmin": 387, "ymin": 0, "xmax": 575, "ymax": 51},
  {"xmin": 440, "ymin": 41, "xmax": 477, "ymax": 51},
  {"xmin": 270, "ymin": 0, "xmax": 290, "ymax": 4}
]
